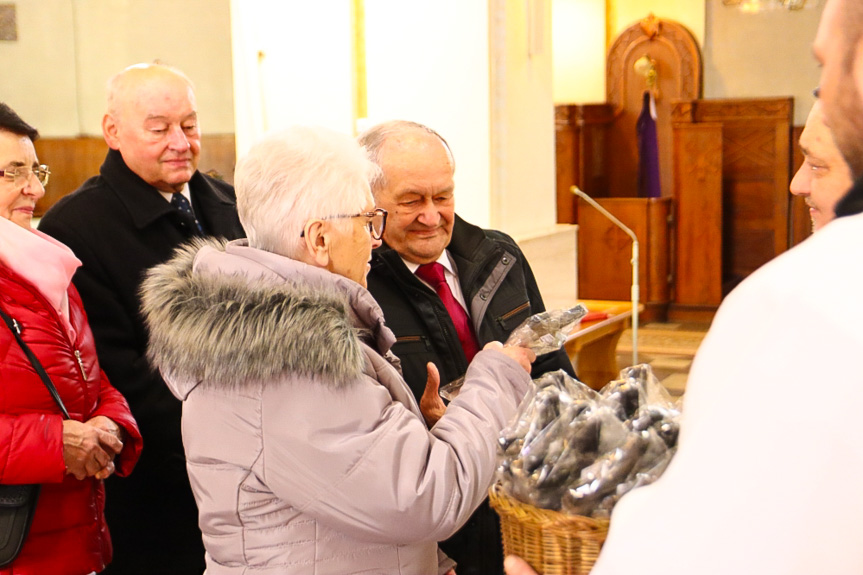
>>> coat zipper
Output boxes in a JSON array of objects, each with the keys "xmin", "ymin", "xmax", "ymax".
[
  {"xmin": 9, "ymin": 279, "xmax": 89, "ymax": 386},
  {"xmin": 74, "ymin": 349, "xmax": 89, "ymax": 381}
]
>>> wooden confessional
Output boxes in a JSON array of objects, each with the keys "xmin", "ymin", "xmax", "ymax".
[{"xmin": 556, "ymin": 14, "xmax": 800, "ymax": 321}]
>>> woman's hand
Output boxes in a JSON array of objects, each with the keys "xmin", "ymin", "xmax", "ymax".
[
  {"xmin": 421, "ymin": 343, "xmax": 536, "ymax": 428},
  {"xmin": 420, "ymin": 362, "xmax": 446, "ymax": 427},
  {"xmin": 482, "ymin": 341, "xmax": 536, "ymax": 374},
  {"xmin": 504, "ymin": 555, "xmax": 538, "ymax": 575},
  {"xmin": 86, "ymin": 415, "xmax": 126, "ymax": 443},
  {"xmin": 62, "ymin": 419, "xmax": 123, "ymax": 480},
  {"xmin": 85, "ymin": 415, "xmax": 126, "ymax": 479}
]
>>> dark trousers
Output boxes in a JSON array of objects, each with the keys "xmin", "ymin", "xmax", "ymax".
[
  {"xmin": 101, "ymin": 456, "xmax": 205, "ymax": 575},
  {"xmin": 439, "ymin": 498, "xmax": 504, "ymax": 575}
]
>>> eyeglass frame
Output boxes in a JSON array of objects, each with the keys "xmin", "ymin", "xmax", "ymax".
[
  {"xmin": 0, "ymin": 164, "xmax": 51, "ymax": 188},
  {"xmin": 300, "ymin": 207, "xmax": 388, "ymax": 240}
]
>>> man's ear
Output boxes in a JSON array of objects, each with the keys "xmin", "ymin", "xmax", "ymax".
[
  {"xmin": 302, "ymin": 219, "xmax": 330, "ymax": 268},
  {"xmin": 102, "ymin": 114, "xmax": 121, "ymax": 150}
]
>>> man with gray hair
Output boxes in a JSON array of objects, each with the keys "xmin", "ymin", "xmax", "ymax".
[
  {"xmin": 360, "ymin": 120, "xmax": 575, "ymax": 575},
  {"xmin": 39, "ymin": 62, "xmax": 245, "ymax": 575}
]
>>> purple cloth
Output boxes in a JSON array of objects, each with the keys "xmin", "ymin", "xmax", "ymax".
[{"xmin": 637, "ymin": 91, "xmax": 662, "ymax": 198}]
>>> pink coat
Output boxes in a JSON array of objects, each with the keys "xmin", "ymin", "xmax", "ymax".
[{"xmin": 141, "ymin": 239, "xmax": 531, "ymax": 574}]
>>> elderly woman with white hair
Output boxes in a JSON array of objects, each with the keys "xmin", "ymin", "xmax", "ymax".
[{"xmin": 139, "ymin": 125, "xmax": 534, "ymax": 575}]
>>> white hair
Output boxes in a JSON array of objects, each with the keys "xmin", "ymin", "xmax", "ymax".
[
  {"xmin": 357, "ymin": 119, "xmax": 454, "ymax": 195},
  {"xmin": 234, "ymin": 125, "xmax": 381, "ymax": 258}
]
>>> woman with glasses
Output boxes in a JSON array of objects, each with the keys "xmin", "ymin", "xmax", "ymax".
[
  {"xmin": 140, "ymin": 125, "xmax": 535, "ymax": 575},
  {"xmin": 0, "ymin": 103, "xmax": 142, "ymax": 574}
]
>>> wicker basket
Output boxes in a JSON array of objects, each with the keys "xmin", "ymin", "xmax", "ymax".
[{"xmin": 488, "ymin": 483, "xmax": 610, "ymax": 575}]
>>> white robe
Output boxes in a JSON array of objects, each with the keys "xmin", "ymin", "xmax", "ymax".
[{"xmin": 592, "ymin": 212, "xmax": 863, "ymax": 574}]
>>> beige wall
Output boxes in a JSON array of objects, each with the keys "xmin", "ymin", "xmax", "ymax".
[
  {"xmin": 703, "ymin": 1, "xmax": 822, "ymax": 125},
  {"xmin": 490, "ymin": 0, "xmax": 558, "ymax": 238},
  {"xmin": 362, "ymin": 0, "xmax": 493, "ymax": 227},
  {"xmin": 232, "ymin": 0, "xmax": 557, "ymax": 237},
  {"xmin": 1, "ymin": 0, "xmax": 234, "ymax": 137},
  {"xmin": 2, "ymin": 1, "xmax": 78, "ymax": 135},
  {"xmin": 551, "ymin": 0, "xmax": 704, "ymax": 105},
  {"xmin": 552, "ymin": 0, "xmax": 607, "ymax": 104},
  {"xmin": 230, "ymin": 0, "xmax": 355, "ymax": 155}
]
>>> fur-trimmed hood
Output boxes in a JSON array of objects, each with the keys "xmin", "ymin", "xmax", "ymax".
[{"xmin": 141, "ymin": 238, "xmax": 395, "ymax": 397}]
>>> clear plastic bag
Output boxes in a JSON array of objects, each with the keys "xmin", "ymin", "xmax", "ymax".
[
  {"xmin": 505, "ymin": 304, "xmax": 589, "ymax": 355},
  {"xmin": 440, "ymin": 305, "xmax": 588, "ymax": 400},
  {"xmin": 495, "ymin": 364, "xmax": 681, "ymax": 517}
]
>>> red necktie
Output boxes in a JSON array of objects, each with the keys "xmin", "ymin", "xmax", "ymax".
[{"xmin": 415, "ymin": 262, "xmax": 480, "ymax": 362}]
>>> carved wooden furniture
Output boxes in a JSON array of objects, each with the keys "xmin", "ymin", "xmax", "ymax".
[
  {"xmin": 556, "ymin": 15, "xmax": 701, "ymax": 320},
  {"xmin": 671, "ymin": 116, "xmax": 723, "ymax": 312},
  {"xmin": 555, "ymin": 15, "xmax": 801, "ymax": 321},
  {"xmin": 576, "ymin": 197, "xmax": 671, "ymax": 320},
  {"xmin": 671, "ymin": 97, "xmax": 793, "ymax": 319},
  {"xmin": 555, "ymin": 104, "xmax": 614, "ymax": 221},
  {"xmin": 604, "ymin": 15, "xmax": 701, "ymax": 201},
  {"xmin": 556, "ymin": 15, "xmax": 701, "ymax": 216}
]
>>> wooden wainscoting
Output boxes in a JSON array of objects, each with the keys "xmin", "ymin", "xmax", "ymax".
[
  {"xmin": 34, "ymin": 137, "xmax": 108, "ymax": 218},
  {"xmin": 33, "ymin": 134, "xmax": 236, "ymax": 217}
]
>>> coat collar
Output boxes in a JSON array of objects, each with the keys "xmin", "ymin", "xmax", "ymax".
[
  {"xmin": 142, "ymin": 239, "xmax": 396, "ymax": 394},
  {"xmin": 99, "ymin": 149, "xmax": 237, "ymax": 231},
  {"xmin": 219, "ymin": 240, "xmax": 396, "ymax": 353},
  {"xmin": 372, "ymin": 214, "xmax": 499, "ymax": 295}
]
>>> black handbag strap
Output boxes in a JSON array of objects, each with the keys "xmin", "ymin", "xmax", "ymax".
[{"xmin": 0, "ymin": 307, "xmax": 71, "ymax": 420}]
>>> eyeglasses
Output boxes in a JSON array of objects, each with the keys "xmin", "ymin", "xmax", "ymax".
[
  {"xmin": 0, "ymin": 165, "xmax": 50, "ymax": 187},
  {"xmin": 301, "ymin": 208, "xmax": 388, "ymax": 240}
]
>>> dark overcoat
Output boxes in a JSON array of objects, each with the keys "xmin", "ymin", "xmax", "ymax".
[{"xmin": 38, "ymin": 149, "xmax": 245, "ymax": 575}]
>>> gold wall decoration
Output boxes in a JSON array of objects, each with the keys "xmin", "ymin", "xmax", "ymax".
[{"xmin": 352, "ymin": 0, "xmax": 367, "ymax": 128}]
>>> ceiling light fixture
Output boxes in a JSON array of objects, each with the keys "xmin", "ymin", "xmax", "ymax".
[{"xmin": 721, "ymin": 0, "xmax": 816, "ymax": 13}]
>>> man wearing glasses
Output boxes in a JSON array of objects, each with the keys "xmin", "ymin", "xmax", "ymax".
[
  {"xmin": 360, "ymin": 120, "xmax": 575, "ymax": 575},
  {"xmin": 38, "ymin": 63, "xmax": 244, "ymax": 575}
]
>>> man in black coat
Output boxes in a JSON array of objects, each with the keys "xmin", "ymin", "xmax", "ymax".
[
  {"xmin": 39, "ymin": 63, "xmax": 245, "ymax": 575},
  {"xmin": 360, "ymin": 120, "xmax": 576, "ymax": 575}
]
